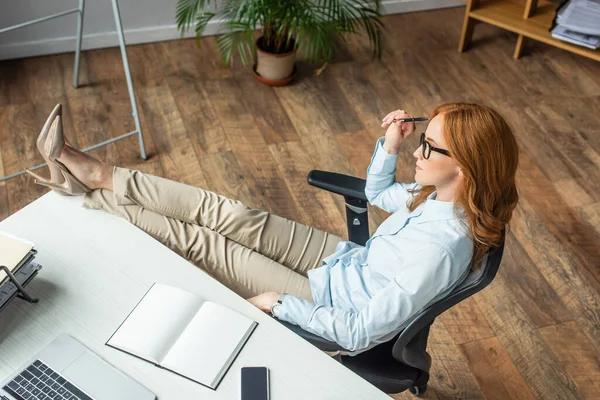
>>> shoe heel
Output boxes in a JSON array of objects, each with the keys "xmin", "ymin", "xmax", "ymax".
[
  {"xmin": 32, "ymin": 179, "xmax": 71, "ymax": 196},
  {"xmin": 27, "ymin": 168, "xmax": 81, "ymax": 196},
  {"xmin": 25, "ymin": 169, "xmax": 48, "ymax": 182}
]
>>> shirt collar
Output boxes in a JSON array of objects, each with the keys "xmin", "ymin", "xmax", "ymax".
[{"xmin": 416, "ymin": 191, "xmax": 466, "ymax": 224}]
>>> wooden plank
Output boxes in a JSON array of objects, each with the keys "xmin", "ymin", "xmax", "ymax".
[
  {"xmin": 66, "ymin": 91, "xmax": 118, "ymax": 165},
  {"xmin": 0, "ymin": 106, "xmax": 15, "ymax": 218},
  {"xmin": 197, "ymin": 151, "xmax": 264, "ymax": 210},
  {"xmin": 525, "ymin": 95, "xmax": 600, "ymax": 153},
  {"xmin": 577, "ymin": 202, "xmax": 600, "ymax": 238},
  {"xmin": 275, "ymin": 79, "xmax": 359, "ymax": 220},
  {"xmin": 202, "ymin": 78, "xmax": 301, "ymax": 219},
  {"xmin": 475, "ymin": 273, "xmax": 583, "ymax": 399},
  {"xmin": 390, "ymin": 386, "xmax": 440, "ymax": 400},
  {"xmin": 438, "ymin": 296, "xmax": 495, "ymax": 345},
  {"xmin": 137, "ymin": 85, "xmax": 207, "ymax": 188},
  {"xmin": 461, "ymin": 337, "xmax": 537, "ymax": 400},
  {"xmin": 329, "ymin": 61, "xmax": 404, "ymax": 140},
  {"xmin": 0, "ymin": 59, "xmax": 28, "ymax": 106},
  {"xmin": 84, "ymin": 48, "xmax": 126, "ymax": 89},
  {"xmin": 541, "ymin": 50, "xmax": 600, "ymax": 98},
  {"xmin": 539, "ymin": 321, "xmax": 600, "ymax": 399},
  {"xmin": 166, "ymin": 74, "xmax": 231, "ymax": 155},
  {"xmin": 523, "ymin": 103, "xmax": 600, "ymax": 202},
  {"xmin": 268, "ymin": 141, "xmax": 346, "ymax": 237},
  {"xmin": 54, "ymin": 51, "xmax": 96, "ymax": 103},
  {"xmin": 0, "ymin": 104, "xmax": 46, "ymax": 214},
  {"xmin": 0, "ymin": 106, "xmax": 9, "ymax": 219},
  {"xmin": 499, "ymin": 232, "xmax": 573, "ymax": 328},
  {"xmin": 299, "ymin": 70, "xmax": 363, "ymax": 135},
  {"xmin": 127, "ymin": 43, "xmax": 167, "ymax": 88},
  {"xmin": 553, "ymin": 179, "xmax": 595, "ymax": 209},
  {"xmin": 184, "ymin": 37, "xmax": 233, "ymax": 81},
  {"xmin": 487, "ymin": 98, "xmax": 573, "ymax": 183},
  {"xmin": 275, "ymin": 79, "xmax": 355, "ymax": 176},
  {"xmin": 23, "ymin": 56, "xmax": 65, "ymax": 102},
  {"xmin": 510, "ymin": 195, "xmax": 600, "ymax": 356},
  {"xmin": 426, "ymin": 320, "xmax": 486, "ymax": 399},
  {"xmin": 234, "ymin": 75, "xmax": 299, "ymax": 145},
  {"xmin": 84, "ymin": 47, "xmax": 160, "ymax": 171},
  {"xmin": 331, "ymin": 61, "xmax": 387, "ymax": 136},
  {"xmin": 157, "ymin": 39, "xmax": 199, "ymax": 80},
  {"xmin": 516, "ymin": 149, "xmax": 600, "ymax": 293}
]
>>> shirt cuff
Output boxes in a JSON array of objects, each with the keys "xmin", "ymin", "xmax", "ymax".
[
  {"xmin": 367, "ymin": 137, "xmax": 399, "ymax": 175},
  {"xmin": 277, "ymin": 294, "xmax": 316, "ymax": 327}
]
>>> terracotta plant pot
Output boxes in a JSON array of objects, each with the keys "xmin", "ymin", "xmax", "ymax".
[{"xmin": 254, "ymin": 36, "xmax": 297, "ymax": 86}]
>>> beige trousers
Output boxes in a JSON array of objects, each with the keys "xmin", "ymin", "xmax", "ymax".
[{"xmin": 83, "ymin": 167, "xmax": 342, "ymax": 301}]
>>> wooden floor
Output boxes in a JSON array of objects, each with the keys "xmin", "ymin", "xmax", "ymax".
[{"xmin": 2, "ymin": 7, "xmax": 600, "ymax": 399}]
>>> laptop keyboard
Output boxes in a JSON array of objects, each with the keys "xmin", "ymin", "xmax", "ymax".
[{"xmin": 2, "ymin": 360, "xmax": 92, "ymax": 400}]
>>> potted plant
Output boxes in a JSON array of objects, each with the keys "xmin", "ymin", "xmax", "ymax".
[{"xmin": 176, "ymin": 0, "xmax": 384, "ymax": 86}]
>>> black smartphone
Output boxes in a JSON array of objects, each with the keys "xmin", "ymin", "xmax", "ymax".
[{"xmin": 241, "ymin": 366, "xmax": 269, "ymax": 400}]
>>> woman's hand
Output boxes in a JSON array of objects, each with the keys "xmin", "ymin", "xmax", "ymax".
[
  {"xmin": 381, "ymin": 109, "xmax": 416, "ymax": 154},
  {"xmin": 247, "ymin": 292, "xmax": 280, "ymax": 313}
]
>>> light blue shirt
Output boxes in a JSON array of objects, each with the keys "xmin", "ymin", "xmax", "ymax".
[{"xmin": 278, "ymin": 138, "xmax": 473, "ymax": 354}]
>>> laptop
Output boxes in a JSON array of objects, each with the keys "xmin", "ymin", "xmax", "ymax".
[{"xmin": 0, "ymin": 334, "xmax": 155, "ymax": 400}]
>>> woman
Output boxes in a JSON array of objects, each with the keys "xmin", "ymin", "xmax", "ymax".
[{"xmin": 26, "ymin": 102, "xmax": 519, "ymax": 354}]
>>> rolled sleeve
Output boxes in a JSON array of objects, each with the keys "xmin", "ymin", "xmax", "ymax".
[
  {"xmin": 365, "ymin": 137, "xmax": 418, "ymax": 213},
  {"xmin": 367, "ymin": 137, "xmax": 399, "ymax": 174}
]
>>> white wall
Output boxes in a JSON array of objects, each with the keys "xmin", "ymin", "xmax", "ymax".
[{"xmin": 0, "ymin": 0, "xmax": 463, "ymax": 61}]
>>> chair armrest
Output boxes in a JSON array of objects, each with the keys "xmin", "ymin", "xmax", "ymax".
[
  {"xmin": 276, "ymin": 319, "xmax": 349, "ymax": 352},
  {"xmin": 308, "ymin": 170, "xmax": 367, "ymax": 201}
]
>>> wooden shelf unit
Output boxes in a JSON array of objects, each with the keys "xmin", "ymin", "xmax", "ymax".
[{"xmin": 458, "ymin": 0, "xmax": 600, "ymax": 61}]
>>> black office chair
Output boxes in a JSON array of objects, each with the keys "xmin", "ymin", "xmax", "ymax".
[{"xmin": 278, "ymin": 170, "xmax": 505, "ymax": 396}]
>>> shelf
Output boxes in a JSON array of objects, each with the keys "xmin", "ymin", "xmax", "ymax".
[{"xmin": 468, "ymin": 0, "xmax": 600, "ymax": 61}]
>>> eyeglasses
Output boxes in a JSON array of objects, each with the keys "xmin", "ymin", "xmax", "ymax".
[{"xmin": 420, "ymin": 132, "xmax": 451, "ymax": 159}]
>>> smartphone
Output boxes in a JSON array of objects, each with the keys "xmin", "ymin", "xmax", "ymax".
[{"xmin": 241, "ymin": 366, "xmax": 269, "ymax": 400}]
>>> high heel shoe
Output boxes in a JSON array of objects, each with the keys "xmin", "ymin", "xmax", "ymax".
[
  {"xmin": 26, "ymin": 161, "xmax": 90, "ymax": 195},
  {"xmin": 25, "ymin": 112, "xmax": 90, "ymax": 196},
  {"xmin": 31, "ymin": 104, "xmax": 65, "ymax": 186}
]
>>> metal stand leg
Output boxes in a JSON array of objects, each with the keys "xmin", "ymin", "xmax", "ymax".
[
  {"xmin": 0, "ymin": 266, "xmax": 38, "ymax": 303},
  {"xmin": 73, "ymin": 0, "xmax": 85, "ymax": 88},
  {"xmin": 0, "ymin": 0, "xmax": 148, "ymax": 184},
  {"xmin": 111, "ymin": 0, "xmax": 147, "ymax": 161}
]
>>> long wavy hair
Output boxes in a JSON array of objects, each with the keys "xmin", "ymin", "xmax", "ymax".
[{"xmin": 407, "ymin": 102, "xmax": 519, "ymax": 269}]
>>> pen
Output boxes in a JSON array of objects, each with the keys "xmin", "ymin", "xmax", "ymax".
[{"xmin": 391, "ymin": 117, "xmax": 429, "ymax": 123}]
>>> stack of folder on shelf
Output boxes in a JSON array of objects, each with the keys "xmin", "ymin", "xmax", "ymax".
[
  {"xmin": 0, "ymin": 231, "xmax": 42, "ymax": 312},
  {"xmin": 550, "ymin": 0, "xmax": 600, "ymax": 50}
]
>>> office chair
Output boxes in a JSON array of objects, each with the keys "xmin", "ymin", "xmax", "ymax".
[{"xmin": 278, "ymin": 170, "xmax": 505, "ymax": 396}]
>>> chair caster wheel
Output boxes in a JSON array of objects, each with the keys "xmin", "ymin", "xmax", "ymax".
[{"xmin": 409, "ymin": 384, "xmax": 427, "ymax": 396}]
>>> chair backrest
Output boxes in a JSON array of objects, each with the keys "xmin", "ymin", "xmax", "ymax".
[{"xmin": 391, "ymin": 238, "xmax": 506, "ymax": 365}]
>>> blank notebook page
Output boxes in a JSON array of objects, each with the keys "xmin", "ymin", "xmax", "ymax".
[
  {"xmin": 161, "ymin": 301, "xmax": 255, "ymax": 387},
  {"xmin": 107, "ymin": 284, "xmax": 204, "ymax": 363}
]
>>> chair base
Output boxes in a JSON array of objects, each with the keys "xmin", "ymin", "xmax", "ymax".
[{"xmin": 338, "ymin": 340, "xmax": 426, "ymax": 394}]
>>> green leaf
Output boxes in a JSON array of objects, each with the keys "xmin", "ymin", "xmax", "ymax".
[{"xmin": 177, "ymin": 0, "xmax": 384, "ymax": 67}]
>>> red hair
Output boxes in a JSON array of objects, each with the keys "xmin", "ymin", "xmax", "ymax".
[{"xmin": 408, "ymin": 102, "xmax": 519, "ymax": 268}]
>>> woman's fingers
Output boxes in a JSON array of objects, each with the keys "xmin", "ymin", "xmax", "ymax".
[{"xmin": 381, "ymin": 109, "xmax": 408, "ymax": 127}]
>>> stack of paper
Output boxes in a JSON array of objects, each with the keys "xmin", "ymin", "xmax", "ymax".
[
  {"xmin": 0, "ymin": 231, "xmax": 34, "ymax": 283},
  {"xmin": 551, "ymin": 0, "xmax": 600, "ymax": 49},
  {"xmin": 0, "ymin": 231, "xmax": 41, "ymax": 312}
]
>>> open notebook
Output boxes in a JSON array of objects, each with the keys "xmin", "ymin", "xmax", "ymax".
[{"xmin": 106, "ymin": 283, "xmax": 258, "ymax": 390}]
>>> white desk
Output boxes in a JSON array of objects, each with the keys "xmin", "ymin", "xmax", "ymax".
[{"xmin": 0, "ymin": 192, "xmax": 389, "ymax": 399}]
